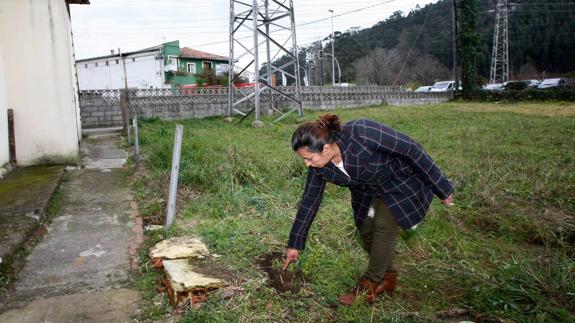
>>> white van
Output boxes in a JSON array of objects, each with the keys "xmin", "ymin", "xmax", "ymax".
[{"xmin": 429, "ymin": 80, "xmax": 457, "ymax": 92}]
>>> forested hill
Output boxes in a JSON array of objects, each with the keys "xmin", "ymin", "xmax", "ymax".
[{"xmin": 292, "ymin": 0, "xmax": 575, "ymax": 86}]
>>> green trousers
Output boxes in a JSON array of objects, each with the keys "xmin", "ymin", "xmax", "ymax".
[{"xmin": 358, "ymin": 198, "xmax": 399, "ymax": 282}]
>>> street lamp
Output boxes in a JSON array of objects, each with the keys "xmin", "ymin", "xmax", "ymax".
[
  {"xmin": 322, "ymin": 52, "xmax": 341, "ymax": 85},
  {"xmin": 328, "ymin": 9, "xmax": 335, "ymax": 86}
]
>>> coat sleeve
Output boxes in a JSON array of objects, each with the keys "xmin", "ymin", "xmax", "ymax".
[
  {"xmin": 358, "ymin": 119, "xmax": 454, "ymax": 200},
  {"xmin": 287, "ymin": 168, "xmax": 326, "ymax": 250}
]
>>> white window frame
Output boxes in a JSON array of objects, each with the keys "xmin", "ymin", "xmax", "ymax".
[
  {"xmin": 202, "ymin": 61, "xmax": 212, "ymax": 71},
  {"xmin": 167, "ymin": 55, "xmax": 179, "ymax": 67},
  {"xmin": 187, "ymin": 63, "xmax": 196, "ymax": 75}
]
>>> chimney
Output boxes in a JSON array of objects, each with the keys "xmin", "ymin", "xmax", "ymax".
[{"xmin": 111, "ymin": 49, "xmax": 115, "ymax": 55}]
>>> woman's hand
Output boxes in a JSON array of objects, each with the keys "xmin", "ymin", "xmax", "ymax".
[
  {"xmin": 283, "ymin": 248, "xmax": 299, "ymax": 270},
  {"xmin": 441, "ymin": 194, "xmax": 454, "ymax": 206}
]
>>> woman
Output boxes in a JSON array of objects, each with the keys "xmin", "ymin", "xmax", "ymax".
[{"xmin": 283, "ymin": 114, "xmax": 454, "ymax": 305}]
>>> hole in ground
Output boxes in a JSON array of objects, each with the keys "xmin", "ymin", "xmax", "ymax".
[{"xmin": 258, "ymin": 251, "xmax": 306, "ymax": 294}]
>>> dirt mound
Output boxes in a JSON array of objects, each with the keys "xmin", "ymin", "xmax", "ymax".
[{"xmin": 258, "ymin": 251, "xmax": 305, "ymax": 294}]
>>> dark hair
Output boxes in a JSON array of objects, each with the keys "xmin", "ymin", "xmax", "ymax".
[{"xmin": 291, "ymin": 114, "xmax": 342, "ymax": 152}]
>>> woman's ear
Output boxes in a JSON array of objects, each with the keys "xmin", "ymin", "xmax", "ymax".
[{"xmin": 322, "ymin": 144, "xmax": 331, "ymax": 155}]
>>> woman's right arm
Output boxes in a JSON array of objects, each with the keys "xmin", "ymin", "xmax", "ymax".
[{"xmin": 287, "ymin": 168, "xmax": 326, "ymax": 251}]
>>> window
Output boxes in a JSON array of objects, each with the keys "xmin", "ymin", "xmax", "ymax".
[
  {"xmin": 95, "ymin": 62, "xmax": 98, "ymax": 67},
  {"xmin": 167, "ymin": 55, "xmax": 179, "ymax": 67},
  {"xmin": 187, "ymin": 63, "xmax": 196, "ymax": 75},
  {"xmin": 116, "ymin": 59, "xmax": 119, "ymax": 64},
  {"xmin": 84, "ymin": 64, "xmax": 88, "ymax": 68},
  {"xmin": 132, "ymin": 58, "xmax": 136, "ymax": 62},
  {"xmin": 202, "ymin": 61, "xmax": 212, "ymax": 72},
  {"xmin": 106, "ymin": 61, "xmax": 109, "ymax": 66}
]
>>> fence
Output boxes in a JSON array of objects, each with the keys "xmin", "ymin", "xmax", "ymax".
[{"xmin": 79, "ymin": 86, "xmax": 451, "ymax": 128}]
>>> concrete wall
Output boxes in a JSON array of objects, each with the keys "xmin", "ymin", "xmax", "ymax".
[
  {"xmin": 0, "ymin": 40, "xmax": 9, "ymax": 172},
  {"xmin": 0, "ymin": 0, "xmax": 81, "ymax": 166},
  {"xmin": 77, "ymin": 52, "xmax": 165, "ymax": 90},
  {"xmin": 79, "ymin": 91, "xmax": 451, "ymax": 128}
]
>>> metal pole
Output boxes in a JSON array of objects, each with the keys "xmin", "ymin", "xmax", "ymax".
[
  {"xmin": 265, "ymin": 0, "xmax": 273, "ymax": 114},
  {"xmin": 228, "ymin": 0, "xmax": 235, "ymax": 117},
  {"xmin": 452, "ymin": 0, "xmax": 459, "ymax": 90},
  {"xmin": 252, "ymin": 0, "xmax": 261, "ymax": 124},
  {"xmin": 290, "ymin": 0, "xmax": 303, "ymax": 117},
  {"xmin": 133, "ymin": 117, "xmax": 140, "ymax": 164},
  {"xmin": 329, "ymin": 9, "xmax": 335, "ymax": 86},
  {"xmin": 127, "ymin": 123, "xmax": 131, "ymax": 146},
  {"xmin": 165, "ymin": 124, "xmax": 183, "ymax": 229},
  {"xmin": 119, "ymin": 48, "xmax": 130, "ymax": 135}
]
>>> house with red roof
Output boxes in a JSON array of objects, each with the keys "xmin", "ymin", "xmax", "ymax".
[{"xmin": 76, "ymin": 40, "xmax": 229, "ymax": 90}]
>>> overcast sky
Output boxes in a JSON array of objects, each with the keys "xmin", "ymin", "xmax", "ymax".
[{"xmin": 70, "ymin": 0, "xmax": 439, "ymax": 60}]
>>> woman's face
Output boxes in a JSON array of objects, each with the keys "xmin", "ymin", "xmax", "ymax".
[{"xmin": 296, "ymin": 146, "xmax": 332, "ymax": 168}]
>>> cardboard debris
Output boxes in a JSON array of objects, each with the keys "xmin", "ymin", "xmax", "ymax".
[{"xmin": 149, "ymin": 236, "xmax": 209, "ymax": 260}]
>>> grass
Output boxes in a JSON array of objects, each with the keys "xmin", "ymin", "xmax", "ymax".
[{"xmin": 132, "ymin": 101, "xmax": 575, "ymax": 322}]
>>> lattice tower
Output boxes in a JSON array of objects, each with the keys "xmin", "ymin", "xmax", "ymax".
[
  {"xmin": 228, "ymin": 0, "xmax": 303, "ymax": 124},
  {"xmin": 489, "ymin": 0, "xmax": 509, "ymax": 84}
]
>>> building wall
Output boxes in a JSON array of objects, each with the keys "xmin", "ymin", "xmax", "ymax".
[
  {"xmin": 0, "ymin": 0, "xmax": 81, "ymax": 166},
  {"xmin": 0, "ymin": 40, "xmax": 9, "ymax": 170},
  {"xmin": 77, "ymin": 52, "xmax": 166, "ymax": 90}
]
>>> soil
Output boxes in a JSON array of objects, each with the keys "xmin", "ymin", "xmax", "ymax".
[{"xmin": 258, "ymin": 251, "xmax": 306, "ymax": 294}]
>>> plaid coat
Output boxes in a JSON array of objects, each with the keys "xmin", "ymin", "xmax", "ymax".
[{"xmin": 288, "ymin": 119, "xmax": 454, "ymax": 250}]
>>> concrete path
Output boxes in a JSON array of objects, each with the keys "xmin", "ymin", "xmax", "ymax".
[
  {"xmin": 0, "ymin": 134, "xmax": 142, "ymax": 322},
  {"xmin": 0, "ymin": 166, "xmax": 63, "ymax": 266}
]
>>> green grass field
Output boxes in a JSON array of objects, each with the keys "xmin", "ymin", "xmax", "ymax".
[{"xmin": 133, "ymin": 102, "xmax": 575, "ymax": 322}]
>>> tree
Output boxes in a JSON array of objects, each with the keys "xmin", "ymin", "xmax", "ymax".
[{"xmin": 459, "ymin": 0, "xmax": 480, "ymax": 98}]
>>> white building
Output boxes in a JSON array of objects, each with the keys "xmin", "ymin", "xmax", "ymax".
[
  {"xmin": 0, "ymin": 0, "xmax": 86, "ymax": 168},
  {"xmin": 76, "ymin": 46, "xmax": 167, "ymax": 90},
  {"xmin": 0, "ymin": 40, "xmax": 9, "ymax": 176},
  {"xmin": 76, "ymin": 41, "xmax": 230, "ymax": 90}
]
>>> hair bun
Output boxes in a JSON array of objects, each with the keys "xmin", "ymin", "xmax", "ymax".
[{"xmin": 318, "ymin": 114, "xmax": 341, "ymax": 132}]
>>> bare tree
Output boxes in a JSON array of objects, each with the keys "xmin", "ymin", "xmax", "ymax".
[{"xmin": 354, "ymin": 45, "xmax": 449, "ymax": 86}]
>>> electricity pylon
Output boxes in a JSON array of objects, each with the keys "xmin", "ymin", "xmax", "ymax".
[
  {"xmin": 228, "ymin": 0, "xmax": 303, "ymax": 126},
  {"xmin": 489, "ymin": 0, "xmax": 509, "ymax": 84}
]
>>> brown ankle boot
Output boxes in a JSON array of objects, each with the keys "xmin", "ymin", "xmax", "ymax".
[
  {"xmin": 365, "ymin": 271, "xmax": 397, "ymax": 304},
  {"xmin": 381, "ymin": 270, "xmax": 397, "ymax": 296},
  {"xmin": 338, "ymin": 277, "xmax": 378, "ymax": 306}
]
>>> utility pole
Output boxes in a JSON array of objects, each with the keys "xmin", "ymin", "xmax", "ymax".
[
  {"xmin": 489, "ymin": 0, "xmax": 509, "ymax": 83},
  {"xmin": 329, "ymin": 9, "xmax": 335, "ymax": 86},
  {"xmin": 119, "ymin": 48, "xmax": 130, "ymax": 135},
  {"xmin": 451, "ymin": 0, "xmax": 459, "ymax": 90},
  {"xmin": 320, "ymin": 48, "xmax": 324, "ymax": 86}
]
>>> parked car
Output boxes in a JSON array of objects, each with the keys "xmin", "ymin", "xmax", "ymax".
[
  {"xmin": 429, "ymin": 80, "xmax": 457, "ymax": 92},
  {"xmin": 520, "ymin": 79, "xmax": 540, "ymax": 88},
  {"xmin": 483, "ymin": 83, "xmax": 503, "ymax": 91},
  {"xmin": 414, "ymin": 86, "xmax": 432, "ymax": 92},
  {"xmin": 502, "ymin": 81, "xmax": 527, "ymax": 91},
  {"xmin": 538, "ymin": 78, "xmax": 566, "ymax": 89}
]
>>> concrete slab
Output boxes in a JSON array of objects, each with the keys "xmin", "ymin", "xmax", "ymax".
[
  {"xmin": 82, "ymin": 127, "xmax": 123, "ymax": 136},
  {"xmin": 0, "ymin": 288, "xmax": 139, "ymax": 323},
  {"xmin": 1, "ymin": 134, "xmax": 141, "ymax": 319},
  {"xmin": 0, "ymin": 165, "xmax": 63, "ymax": 262},
  {"xmin": 82, "ymin": 135, "xmax": 128, "ymax": 171},
  {"xmin": 163, "ymin": 259, "xmax": 228, "ymax": 292},
  {"xmin": 149, "ymin": 236, "xmax": 210, "ymax": 260}
]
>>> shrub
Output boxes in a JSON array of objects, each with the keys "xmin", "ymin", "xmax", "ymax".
[{"xmin": 457, "ymin": 87, "xmax": 575, "ymax": 102}]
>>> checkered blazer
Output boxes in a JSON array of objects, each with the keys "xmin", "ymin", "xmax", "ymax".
[{"xmin": 288, "ymin": 119, "xmax": 454, "ymax": 250}]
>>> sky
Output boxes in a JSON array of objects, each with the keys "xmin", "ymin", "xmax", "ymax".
[{"xmin": 70, "ymin": 0, "xmax": 439, "ymax": 60}]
